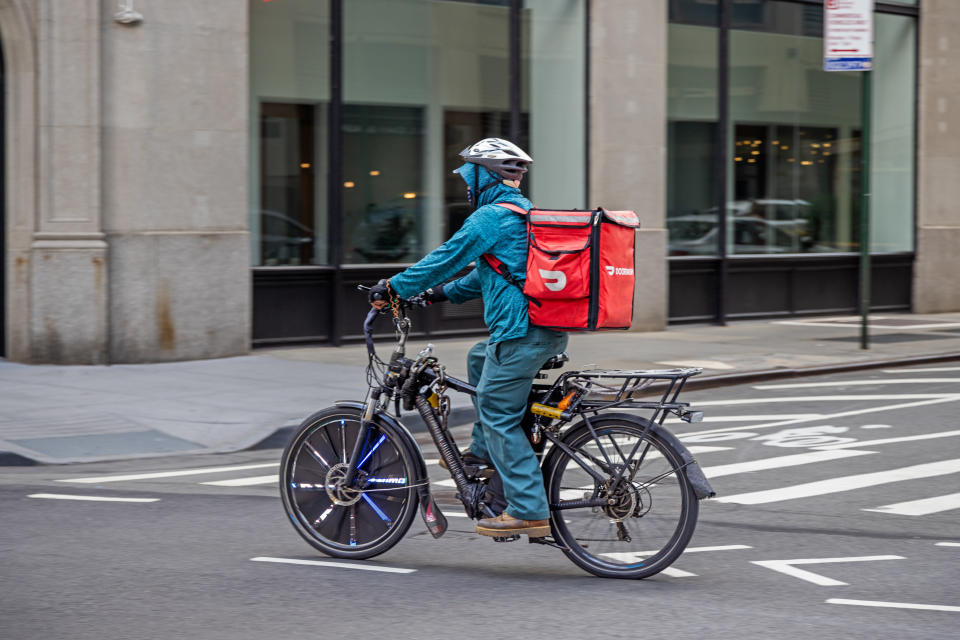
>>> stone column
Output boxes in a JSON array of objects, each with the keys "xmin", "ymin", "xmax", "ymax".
[
  {"xmin": 589, "ymin": 0, "xmax": 667, "ymax": 330},
  {"xmin": 100, "ymin": 0, "xmax": 250, "ymax": 362},
  {"xmin": 30, "ymin": 0, "xmax": 108, "ymax": 363},
  {"xmin": 915, "ymin": 0, "xmax": 960, "ymax": 312},
  {"xmin": 1, "ymin": 0, "xmax": 37, "ymax": 362}
]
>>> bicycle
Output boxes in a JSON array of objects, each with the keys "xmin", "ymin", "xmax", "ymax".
[{"xmin": 279, "ymin": 290, "xmax": 716, "ymax": 579}]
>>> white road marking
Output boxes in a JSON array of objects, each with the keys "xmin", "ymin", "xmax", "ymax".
[
  {"xmin": 59, "ymin": 462, "xmax": 279, "ymax": 484},
  {"xmin": 694, "ymin": 394, "xmax": 953, "ymax": 407},
  {"xmin": 863, "ymin": 492, "xmax": 960, "ymax": 516},
  {"xmin": 251, "ymin": 556, "xmax": 416, "ymax": 574},
  {"xmin": 669, "ymin": 414, "xmax": 822, "ymax": 424},
  {"xmin": 601, "ymin": 545, "xmax": 752, "ymax": 578},
  {"xmin": 755, "ymin": 379, "xmax": 960, "ymax": 390},
  {"xmin": 655, "ymin": 359, "xmax": 734, "ymax": 370},
  {"xmin": 826, "ymin": 598, "xmax": 960, "ymax": 613},
  {"xmin": 434, "ymin": 479, "xmax": 457, "ymax": 488},
  {"xmin": 442, "ymin": 512, "xmax": 471, "ymax": 518},
  {"xmin": 860, "ymin": 424, "xmax": 892, "ymax": 429},
  {"xmin": 815, "ymin": 429, "xmax": 960, "ymax": 450},
  {"xmin": 751, "ymin": 555, "xmax": 904, "ymax": 586},
  {"xmin": 28, "ymin": 493, "xmax": 159, "ymax": 503},
  {"xmin": 701, "ymin": 449, "xmax": 875, "ymax": 479},
  {"xmin": 680, "ymin": 395, "xmax": 960, "ymax": 438},
  {"xmin": 935, "ymin": 542, "xmax": 960, "ymax": 547},
  {"xmin": 717, "ymin": 459, "xmax": 960, "ymax": 505},
  {"xmin": 882, "ymin": 367, "xmax": 960, "ymax": 373},
  {"xmin": 201, "ymin": 475, "xmax": 278, "ymax": 487}
]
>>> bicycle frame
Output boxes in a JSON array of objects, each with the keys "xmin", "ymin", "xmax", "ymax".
[{"xmin": 356, "ymin": 302, "xmax": 715, "ymax": 536}]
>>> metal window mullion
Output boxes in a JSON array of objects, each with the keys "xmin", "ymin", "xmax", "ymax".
[
  {"xmin": 715, "ymin": 0, "xmax": 731, "ymax": 325},
  {"xmin": 509, "ymin": 0, "xmax": 522, "ymax": 143},
  {"xmin": 329, "ymin": 0, "xmax": 344, "ymax": 345}
]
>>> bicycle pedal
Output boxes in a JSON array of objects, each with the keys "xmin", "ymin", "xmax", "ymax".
[{"xmin": 491, "ymin": 535, "xmax": 521, "ymax": 543}]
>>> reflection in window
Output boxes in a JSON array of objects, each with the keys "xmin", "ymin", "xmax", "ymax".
[
  {"xmin": 260, "ymin": 103, "xmax": 321, "ymax": 266},
  {"xmin": 729, "ymin": 1, "xmax": 862, "ymax": 255},
  {"xmin": 443, "ymin": 110, "xmax": 526, "ymax": 237},
  {"xmin": 342, "ymin": 106, "xmax": 424, "ymax": 264}
]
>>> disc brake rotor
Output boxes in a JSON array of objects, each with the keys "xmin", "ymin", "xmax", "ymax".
[{"xmin": 325, "ymin": 462, "xmax": 364, "ymax": 506}]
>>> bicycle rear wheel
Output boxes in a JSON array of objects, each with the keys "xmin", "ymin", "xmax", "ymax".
[
  {"xmin": 544, "ymin": 415, "xmax": 699, "ymax": 579},
  {"xmin": 280, "ymin": 407, "xmax": 418, "ymax": 559}
]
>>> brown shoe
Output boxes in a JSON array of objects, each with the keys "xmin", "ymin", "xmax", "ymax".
[{"xmin": 476, "ymin": 512, "xmax": 550, "ymax": 538}]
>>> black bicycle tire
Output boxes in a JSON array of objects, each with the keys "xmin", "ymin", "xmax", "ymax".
[
  {"xmin": 279, "ymin": 406, "xmax": 419, "ymax": 560},
  {"xmin": 544, "ymin": 415, "xmax": 699, "ymax": 579}
]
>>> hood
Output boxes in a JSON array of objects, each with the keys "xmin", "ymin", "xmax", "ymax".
[{"xmin": 454, "ymin": 162, "xmax": 529, "ymax": 210}]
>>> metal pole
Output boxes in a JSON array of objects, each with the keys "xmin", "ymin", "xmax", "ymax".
[{"xmin": 859, "ymin": 69, "xmax": 872, "ymax": 350}]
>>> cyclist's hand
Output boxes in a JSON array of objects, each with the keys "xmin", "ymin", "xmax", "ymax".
[
  {"xmin": 424, "ymin": 286, "xmax": 447, "ymax": 304},
  {"xmin": 368, "ymin": 279, "xmax": 392, "ymax": 310}
]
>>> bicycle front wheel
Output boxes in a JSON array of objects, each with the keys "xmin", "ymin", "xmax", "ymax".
[
  {"xmin": 280, "ymin": 407, "xmax": 419, "ymax": 560},
  {"xmin": 544, "ymin": 415, "xmax": 699, "ymax": 579}
]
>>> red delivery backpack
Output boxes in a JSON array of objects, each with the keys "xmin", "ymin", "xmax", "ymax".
[{"xmin": 483, "ymin": 203, "xmax": 640, "ymax": 331}]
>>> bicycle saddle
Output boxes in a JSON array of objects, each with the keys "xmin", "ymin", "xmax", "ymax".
[{"xmin": 540, "ymin": 352, "xmax": 569, "ymax": 371}]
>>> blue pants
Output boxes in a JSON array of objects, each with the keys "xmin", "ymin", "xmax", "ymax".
[{"xmin": 466, "ymin": 327, "xmax": 569, "ymax": 521}]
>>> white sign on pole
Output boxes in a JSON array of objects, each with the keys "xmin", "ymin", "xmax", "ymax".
[{"xmin": 824, "ymin": 0, "xmax": 874, "ymax": 71}]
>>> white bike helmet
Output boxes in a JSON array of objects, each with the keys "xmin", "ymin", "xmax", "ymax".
[{"xmin": 459, "ymin": 138, "xmax": 533, "ymax": 181}]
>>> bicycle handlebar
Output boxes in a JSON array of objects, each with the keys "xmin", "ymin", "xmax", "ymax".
[{"xmin": 357, "ymin": 285, "xmax": 429, "ymax": 361}]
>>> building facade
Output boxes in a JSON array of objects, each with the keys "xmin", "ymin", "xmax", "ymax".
[{"xmin": 2, "ymin": 0, "xmax": 957, "ymax": 364}]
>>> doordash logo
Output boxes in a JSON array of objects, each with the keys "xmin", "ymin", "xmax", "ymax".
[
  {"xmin": 538, "ymin": 269, "xmax": 567, "ymax": 292},
  {"xmin": 605, "ymin": 266, "xmax": 634, "ymax": 276}
]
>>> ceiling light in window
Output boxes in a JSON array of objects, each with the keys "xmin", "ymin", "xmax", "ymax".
[
  {"xmin": 300, "ymin": 163, "xmax": 311, "ymax": 169},
  {"xmin": 344, "ymin": 181, "xmax": 355, "ymax": 188},
  {"xmin": 369, "ymin": 170, "xmax": 381, "ymax": 176},
  {"xmin": 403, "ymin": 192, "xmax": 417, "ymax": 199}
]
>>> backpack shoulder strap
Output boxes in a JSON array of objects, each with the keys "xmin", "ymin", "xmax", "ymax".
[
  {"xmin": 496, "ymin": 202, "xmax": 529, "ymax": 215},
  {"xmin": 482, "ymin": 202, "xmax": 541, "ymax": 307}
]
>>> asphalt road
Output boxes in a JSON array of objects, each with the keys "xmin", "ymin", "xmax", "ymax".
[{"xmin": 2, "ymin": 365, "xmax": 959, "ymax": 639}]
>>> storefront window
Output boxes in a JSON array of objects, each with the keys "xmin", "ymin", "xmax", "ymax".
[
  {"xmin": 343, "ymin": 0, "xmax": 512, "ymax": 264},
  {"xmin": 667, "ymin": 1, "xmax": 916, "ymax": 258},
  {"xmin": 730, "ymin": 1, "xmax": 862, "ymax": 255},
  {"xmin": 667, "ymin": 8, "xmax": 719, "ymax": 256},
  {"xmin": 250, "ymin": 0, "xmax": 330, "ymax": 266},
  {"xmin": 871, "ymin": 13, "xmax": 915, "ymax": 253},
  {"xmin": 523, "ymin": 0, "xmax": 586, "ymax": 209}
]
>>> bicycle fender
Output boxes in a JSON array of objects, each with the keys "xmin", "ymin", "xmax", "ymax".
[
  {"xmin": 333, "ymin": 401, "xmax": 430, "ymax": 486},
  {"xmin": 647, "ymin": 422, "xmax": 716, "ymax": 500},
  {"xmin": 335, "ymin": 402, "xmax": 450, "ymax": 538}
]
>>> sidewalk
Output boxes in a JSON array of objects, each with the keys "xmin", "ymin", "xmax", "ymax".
[{"xmin": 3, "ymin": 311, "xmax": 960, "ymax": 465}]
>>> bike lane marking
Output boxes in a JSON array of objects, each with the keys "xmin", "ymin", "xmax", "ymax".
[
  {"xmin": 755, "ymin": 378, "xmax": 960, "ymax": 390},
  {"xmin": 935, "ymin": 542, "xmax": 960, "ymax": 547},
  {"xmin": 251, "ymin": 556, "xmax": 416, "ymax": 574},
  {"xmin": 751, "ymin": 556, "xmax": 905, "ymax": 586},
  {"xmin": 28, "ymin": 493, "xmax": 159, "ymax": 503},
  {"xmin": 813, "ymin": 429, "xmax": 960, "ymax": 450},
  {"xmin": 679, "ymin": 395, "xmax": 960, "ymax": 438},
  {"xmin": 863, "ymin": 492, "xmax": 960, "ymax": 516},
  {"xmin": 881, "ymin": 366, "xmax": 960, "ymax": 373},
  {"xmin": 701, "ymin": 449, "xmax": 875, "ymax": 479},
  {"xmin": 57, "ymin": 462, "xmax": 279, "ymax": 484},
  {"xmin": 201, "ymin": 475, "xmax": 278, "ymax": 487},
  {"xmin": 716, "ymin": 458, "xmax": 960, "ymax": 505},
  {"xmin": 600, "ymin": 545, "xmax": 753, "ymax": 578},
  {"xmin": 825, "ymin": 599, "xmax": 960, "ymax": 613}
]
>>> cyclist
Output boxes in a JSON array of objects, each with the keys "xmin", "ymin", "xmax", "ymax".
[{"xmin": 368, "ymin": 138, "xmax": 567, "ymax": 539}]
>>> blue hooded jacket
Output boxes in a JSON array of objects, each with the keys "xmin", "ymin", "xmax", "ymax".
[{"xmin": 389, "ymin": 163, "xmax": 532, "ymax": 344}]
